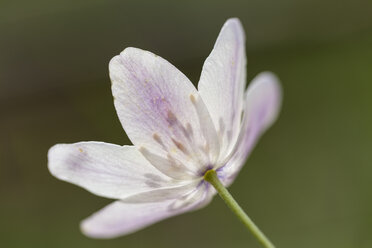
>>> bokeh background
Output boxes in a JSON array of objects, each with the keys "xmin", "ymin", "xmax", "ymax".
[{"xmin": 1, "ymin": 0, "xmax": 372, "ymax": 247}]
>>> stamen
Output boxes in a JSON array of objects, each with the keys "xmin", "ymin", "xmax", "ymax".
[
  {"xmin": 152, "ymin": 133, "xmax": 162, "ymax": 143},
  {"xmin": 190, "ymin": 94, "xmax": 220, "ymax": 166},
  {"xmin": 180, "ymin": 124, "xmax": 191, "ymax": 140},
  {"xmin": 167, "ymin": 110, "xmax": 177, "ymax": 126},
  {"xmin": 185, "ymin": 123, "xmax": 193, "ymax": 137},
  {"xmin": 139, "ymin": 146, "xmax": 191, "ymax": 180},
  {"xmin": 166, "ymin": 154, "xmax": 184, "ymax": 169},
  {"xmin": 152, "ymin": 133, "xmax": 166, "ymax": 149},
  {"xmin": 189, "ymin": 93, "xmax": 216, "ymax": 160},
  {"xmin": 189, "ymin": 94, "xmax": 196, "ymax": 104},
  {"xmin": 171, "ymin": 138, "xmax": 190, "ymax": 155}
]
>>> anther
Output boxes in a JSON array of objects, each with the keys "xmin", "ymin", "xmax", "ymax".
[
  {"xmin": 189, "ymin": 94, "xmax": 196, "ymax": 104},
  {"xmin": 152, "ymin": 133, "xmax": 162, "ymax": 144},
  {"xmin": 171, "ymin": 138, "xmax": 189, "ymax": 155},
  {"xmin": 167, "ymin": 111, "xmax": 177, "ymax": 125}
]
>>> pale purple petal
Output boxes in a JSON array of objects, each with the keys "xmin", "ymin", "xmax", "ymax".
[
  {"xmin": 198, "ymin": 18, "xmax": 246, "ymax": 159},
  {"xmin": 218, "ymin": 72, "xmax": 282, "ymax": 185},
  {"xmin": 80, "ymin": 182, "xmax": 213, "ymax": 238},
  {"xmin": 110, "ymin": 48, "xmax": 220, "ymax": 175},
  {"xmin": 48, "ymin": 142, "xmax": 191, "ymax": 199}
]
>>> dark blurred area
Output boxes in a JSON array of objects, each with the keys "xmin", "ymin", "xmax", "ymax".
[{"xmin": 1, "ymin": 0, "xmax": 372, "ymax": 247}]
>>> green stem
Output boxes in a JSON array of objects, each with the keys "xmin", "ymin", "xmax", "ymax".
[{"xmin": 204, "ymin": 170, "xmax": 275, "ymax": 248}]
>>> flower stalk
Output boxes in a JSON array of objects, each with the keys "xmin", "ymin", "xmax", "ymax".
[{"xmin": 204, "ymin": 170, "xmax": 275, "ymax": 248}]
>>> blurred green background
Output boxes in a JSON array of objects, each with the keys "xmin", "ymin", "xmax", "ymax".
[{"xmin": 1, "ymin": 0, "xmax": 372, "ymax": 247}]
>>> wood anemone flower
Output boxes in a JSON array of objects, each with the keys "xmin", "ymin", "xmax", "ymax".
[{"xmin": 48, "ymin": 18, "xmax": 281, "ymax": 240}]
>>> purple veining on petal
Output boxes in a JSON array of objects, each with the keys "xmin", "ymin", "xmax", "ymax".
[
  {"xmin": 111, "ymin": 49, "xmax": 220, "ymax": 175},
  {"xmin": 114, "ymin": 53, "xmax": 188, "ymax": 142}
]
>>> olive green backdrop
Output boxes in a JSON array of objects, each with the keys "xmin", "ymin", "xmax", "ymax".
[{"xmin": 1, "ymin": 0, "xmax": 372, "ymax": 247}]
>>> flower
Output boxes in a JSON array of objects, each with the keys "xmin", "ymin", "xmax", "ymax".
[{"xmin": 48, "ymin": 17, "xmax": 281, "ymax": 239}]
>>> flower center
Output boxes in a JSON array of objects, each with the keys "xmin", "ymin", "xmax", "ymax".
[
  {"xmin": 203, "ymin": 169, "xmax": 216, "ymax": 181},
  {"xmin": 200, "ymin": 165, "xmax": 214, "ymax": 178}
]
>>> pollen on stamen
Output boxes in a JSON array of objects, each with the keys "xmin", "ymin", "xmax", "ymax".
[
  {"xmin": 189, "ymin": 94, "xmax": 196, "ymax": 104},
  {"xmin": 153, "ymin": 133, "xmax": 166, "ymax": 149},
  {"xmin": 78, "ymin": 148, "xmax": 84, "ymax": 153},
  {"xmin": 180, "ymin": 124, "xmax": 191, "ymax": 140},
  {"xmin": 171, "ymin": 138, "xmax": 189, "ymax": 155},
  {"xmin": 167, "ymin": 110, "xmax": 177, "ymax": 126},
  {"xmin": 202, "ymin": 143, "xmax": 210, "ymax": 154},
  {"xmin": 138, "ymin": 146, "xmax": 147, "ymax": 154},
  {"xmin": 152, "ymin": 133, "xmax": 161, "ymax": 143}
]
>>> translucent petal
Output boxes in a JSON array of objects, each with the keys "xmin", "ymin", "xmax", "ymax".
[
  {"xmin": 198, "ymin": 18, "xmax": 246, "ymax": 159},
  {"xmin": 110, "ymin": 48, "xmax": 220, "ymax": 174}
]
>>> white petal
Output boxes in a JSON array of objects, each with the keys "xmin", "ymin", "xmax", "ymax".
[
  {"xmin": 198, "ymin": 18, "xmax": 246, "ymax": 159},
  {"xmin": 48, "ymin": 142, "xmax": 191, "ymax": 199},
  {"xmin": 218, "ymin": 72, "xmax": 282, "ymax": 185},
  {"xmin": 120, "ymin": 180, "xmax": 200, "ymax": 203},
  {"xmin": 80, "ymin": 182, "xmax": 213, "ymax": 238},
  {"xmin": 110, "ymin": 48, "xmax": 219, "ymax": 174}
]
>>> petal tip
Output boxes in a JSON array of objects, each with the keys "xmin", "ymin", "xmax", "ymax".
[
  {"xmin": 256, "ymin": 71, "xmax": 283, "ymax": 99},
  {"xmin": 80, "ymin": 216, "xmax": 122, "ymax": 239},
  {"xmin": 248, "ymin": 71, "xmax": 283, "ymax": 129},
  {"xmin": 118, "ymin": 47, "xmax": 155, "ymax": 60},
  {"xmin": 224, "ymin": 17, "xmax": 242, "ymax": 27},
  {"xmin": 80, "ymin": 220, "xmax": 93, "ymax": 238},
  {"xmin": 119, "ymin": 47, "xmax": 139, "ymax": 57},
  {"xmin": 223, "ymin": 17, "xmax": 244, "ymax": 36},
  {"xmin": 80, "ymin": 219, "xmax": 105, "ymax": 239},
  {"xmin": 109, "ymin": 47, "xmax": 139, "ymax": 69},
  {"xmin": 47, "ymin": 144, "xmax": 63, "ymax": 178}
]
